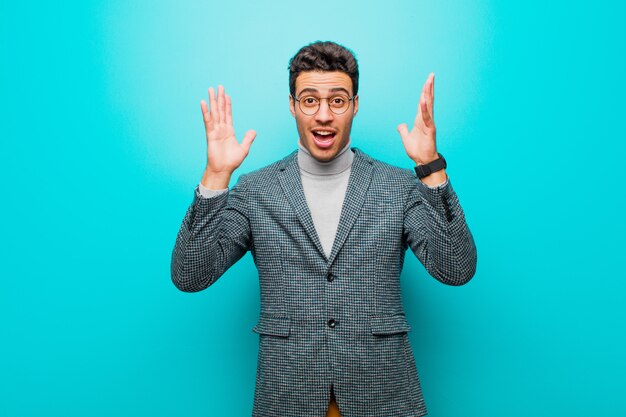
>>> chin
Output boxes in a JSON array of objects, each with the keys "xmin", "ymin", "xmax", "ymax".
[{"xmin": 311, "ymin": 148, "xmax": 339, "ymax": 162}]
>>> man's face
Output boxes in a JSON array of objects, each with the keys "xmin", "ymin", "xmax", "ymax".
[{"xmin": 290, "ymin": 71, "xmax": 359, "ymax": 162}]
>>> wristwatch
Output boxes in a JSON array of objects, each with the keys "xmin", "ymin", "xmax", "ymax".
[{"xmin": 414, "ymin": 153, "xmax": 446, "ymax": 179}]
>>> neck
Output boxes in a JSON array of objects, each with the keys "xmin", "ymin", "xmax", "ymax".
[{"xmin": 297, "ymin": 140, "xmax": 354, "ymax": 175}]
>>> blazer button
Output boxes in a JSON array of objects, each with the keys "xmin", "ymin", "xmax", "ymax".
[
  {"xmin": 326, "ymin": 273, "xmax": 335, "ymax": 282},
  {"xmin": 327, "ymin": 319, "xmax": 337, "ymax": 328}
]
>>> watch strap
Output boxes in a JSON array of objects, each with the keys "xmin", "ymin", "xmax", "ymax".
[{"xmin": 414, "ymin": 153, "xmax": 446, "ymax": 179}]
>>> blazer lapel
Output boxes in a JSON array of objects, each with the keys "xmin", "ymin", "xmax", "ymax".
[
  {"xmin": 278, "ymin": 152, "xmax": 328, "ymax": 260},
  {"xmin": 327, "ymin": 149, "xmax": 374, "ymax": 266}
]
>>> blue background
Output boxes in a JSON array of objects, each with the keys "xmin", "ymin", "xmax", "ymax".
[{"xmin": 2, "ymin": 0, "xmax": 625, "ymax": 416}]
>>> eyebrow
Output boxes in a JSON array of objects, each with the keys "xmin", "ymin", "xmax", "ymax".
[{"xmin": 296, "ymin": 87, "xmax": 351, "ymax": 96}]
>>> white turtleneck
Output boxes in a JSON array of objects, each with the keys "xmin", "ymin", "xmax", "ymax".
[{"xmin": 297, "ymin": 140, "xmax": 354, "ymax": 257}]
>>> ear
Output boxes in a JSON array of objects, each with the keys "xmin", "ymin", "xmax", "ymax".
[
  {"xmin": 353, "ymin": 95, "xmax": 359, "ymax": 116},
  {"xmin": 289, "ymin": 95, "xmax": 296, "ymax": 118}
]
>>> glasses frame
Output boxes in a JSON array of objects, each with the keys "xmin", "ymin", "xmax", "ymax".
[{"xmin": 292, "ymin": 94, "xmax": 356, "ymax": 116}]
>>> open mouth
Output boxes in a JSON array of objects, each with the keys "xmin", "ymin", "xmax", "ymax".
[{"xmin": 312, "ymin": 130, "xmax": 337, "ymax": 149}]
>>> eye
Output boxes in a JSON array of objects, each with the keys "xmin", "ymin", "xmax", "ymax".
[
  {"xmin": 301, "ymin": 96, "xmax": 319, "ymax": 106},
  {"xmin": 330, "ymin": 96, "xmax": 348, "ymax": 106}
]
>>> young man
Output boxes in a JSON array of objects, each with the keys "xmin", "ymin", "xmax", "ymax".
[{"xmin": 172, "ymin": 41, "xmax": 477, "ymax": 417}]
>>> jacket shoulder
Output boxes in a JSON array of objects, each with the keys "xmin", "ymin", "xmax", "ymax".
[
  {"xmin": 235, "ymin": 151, "xmax": 297, "ymax": 188},
  {"xmin": 355, "ymin": 149, "xmax": 415, "ymax": 183}
]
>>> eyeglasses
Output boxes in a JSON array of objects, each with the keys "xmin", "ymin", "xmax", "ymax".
[{"xmin": 292, "ymin": 94, "xmax": 356, "ymax": 116}]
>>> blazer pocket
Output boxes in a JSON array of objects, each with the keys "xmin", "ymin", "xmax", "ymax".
[
  {"xmin": 252, "ymin": 315, "xmax": 291, "ymax": 337},
  {"xmin": 369, "ymin": 314, "xmax": 412, "ymax": 336}
]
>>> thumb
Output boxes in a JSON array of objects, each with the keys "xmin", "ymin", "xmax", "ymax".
[
  {"xmin": 241, "ymin": 130, "xmax": 257, "ymax": 153},
  {"xmin": 397, "ymin": 123, "xmax": 409, "ymax": 142}
]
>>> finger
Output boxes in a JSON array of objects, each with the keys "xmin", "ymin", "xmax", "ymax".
[
  {"xmin": 430, "ymin": 72, "xmax": 435, "ymax": 101},
  {"xmin": 200, "ymin": 100, "xmax": 213, "ymax": 131},
  {"xmin": 218, "ymin": 85, "xmax": 226, "ymax": 123},
  {"xmin": 225, "ymin": 94, "xmax": 233, "ymax": 126},
  {"xmin": 425, "ymin": 73, "xmax": 435, "ymax": 122},
  {"xmin": 413, "ymin": 80, "xmax": 429, "ymax": 127},
  {"xmin": 208, "ymin": 87, "xmax": 219, "ymax": 123},
  {"xmin": 397, "ymin": 123, "xmax": 409, "ymax": 141},
  {"xmin": 241, "ymin": 130, "xmax": 257, "ymax": 154},
  {"xmin": 420, "ymin": 97, "xmax": 434, "ymax": 129}
]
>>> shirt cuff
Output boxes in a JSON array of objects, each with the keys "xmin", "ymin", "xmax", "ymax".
[
  {"xmin": 421, "ymin": 175, "xmax": 449, "ymax": 190},
  {"xmin": 197, "ymin": 182, "xmax": 228, "ymax": 199}
]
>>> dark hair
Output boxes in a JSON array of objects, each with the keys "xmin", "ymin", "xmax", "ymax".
[{"xmin": 288, "ymin": 41, "xmax": 359, "ymax": 97}]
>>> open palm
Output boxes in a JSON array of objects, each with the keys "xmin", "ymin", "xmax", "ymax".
[
  {"xmin": 397, "ymin": 73, "xmax": 438, "ymax": 165},
  {"xmin": 201, "ymin": 85, "xmax": 256, "ymax": 176}
]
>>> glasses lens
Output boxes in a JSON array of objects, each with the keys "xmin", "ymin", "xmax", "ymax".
[
  {"xmin": 328, "ymin": 95, "xmax": 350, "ymax": 114},
  {"xmin": 299, "ymin": 96, "xmax": 319, "ymax": 115}
]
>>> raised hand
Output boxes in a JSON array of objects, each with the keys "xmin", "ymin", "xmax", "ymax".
[
  {"xmin": 397, "ymin": 73, "xmax": 438, "ymax": 165},
  {"xmin": 200, "ymin": 85, "xmax": 256, "ymax": 189}
]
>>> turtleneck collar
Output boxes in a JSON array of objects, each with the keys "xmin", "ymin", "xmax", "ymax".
[{"xmin": 297, "ymin": 140, "xmax": 354, "ymax": 176}]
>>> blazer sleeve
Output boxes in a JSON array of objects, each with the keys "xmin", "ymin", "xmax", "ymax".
[
  {"xmin": 170, "ymin": 175, "xmax": 252, "ymax": 292},
  {"xmin": 403, "ymin": 176, "xmax": 477, "ymax": 286}
]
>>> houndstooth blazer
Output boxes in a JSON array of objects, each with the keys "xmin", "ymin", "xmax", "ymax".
[{"xmin": 171, "ymin": 148, "xmax": 477, "ymax": 417}]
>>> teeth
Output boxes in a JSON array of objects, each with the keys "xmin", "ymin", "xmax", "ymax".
[{"xmin": 314, "ymin": 131, "xmax": 333, "ymax": 136}]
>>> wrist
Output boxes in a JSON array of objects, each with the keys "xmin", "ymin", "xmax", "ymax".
[
  {"xmin": 420, "ymin": 170, "xmax": 447, "ymax": 187},
  {"xmin": 414, "ymin": 152, "xmax": 446, "ymax": 179},
  {"xmin": 201, "ymin": 168, "xmax": 232, "ymax": 190},
  {"xmin": 412, "ymin": 152, "xmax": 439, "ymax": 166}
]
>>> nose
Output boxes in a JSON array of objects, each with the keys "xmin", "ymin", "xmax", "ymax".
[{"xmin": 315, "ymin": 99, "xmax": 334, "ymax": 123}]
